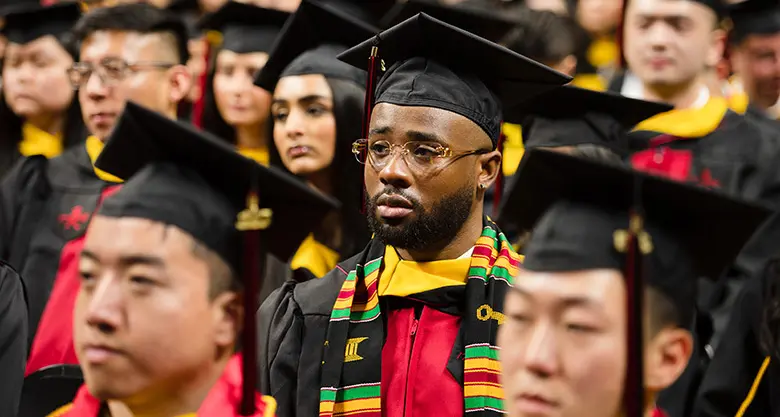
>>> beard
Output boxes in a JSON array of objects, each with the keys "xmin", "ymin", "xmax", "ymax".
[{"xmin": 366, "ymin": 183, "xmax": 474, "ymax": 252}]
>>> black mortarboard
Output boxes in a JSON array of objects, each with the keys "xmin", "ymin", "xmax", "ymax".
[
  {"xmin": 198, "ymin": 2, "xmax": 290, "ymax": 54},
  {"xmin": 501, "ymin": 149, "xmax": 770, "ymax": 417},
  {"xmin": 1, "ymin": 3, "xmax": 82, "ymax": 46},
  {"xmin": 504, "ymin": 85, "xmax": 672, "ymax": 157},
  {"xmin": 729, "ymin": 0, "xmax": 780, "ymax": 43},
  {"xmin": 254, "ymin": 0, "xmax": 379, "ymax": 91},
  {"xmin": 166, "ymin": 0, "xmax": 201, "ymax": 39},
  {"xmin": 338, "ymin": 13, "xmax": 571, "ymax": 147},
  {"xmin": 380, "ymin": 0, "xmax": 516, "ymax": 42},
  {"xmin": 95, "ymin": 102, "xmax": 339, "ymax": 415},
  {"xmin": 20, "ymin": 365, "xmax": 83, "ymax": 417}
]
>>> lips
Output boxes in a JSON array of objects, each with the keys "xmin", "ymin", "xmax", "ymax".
[
  {"xmin": 82, "ymin": 343, "xmax": 124, "ymax": 364},
  {"xmin": 89, "ymin": 112, "xmax": 117, "ymax": 126},
  {"xmin": 514, "ymin": 393, "xmax": 559, "ymax": 415},
  {"xmin": 375, "ymin": 194, "xmax": 414, "ymax": 219},
  {"xmin": 287, "ymin": 145, "xmax": 312, "ymax": 158}
]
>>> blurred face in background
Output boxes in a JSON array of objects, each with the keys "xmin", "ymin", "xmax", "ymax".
[
  {"xmin": 236, "ymin": 0, "xmax": 300, "ymax": 11},
  {"xmin": 731, "ymin": 33, "xmax": 780, "ymax": 110},
  {"xmin": 213, "ymin": 50, "xmax": 271, "ymax": 129},
  {"xmin": 526, "ymin": 0, "xmax": 570, "ymax": 15},
  {"xmin": 624, "ymin": 0, "xmax": 724, "ymax": 90},
  {"xmin": 271, "ymin": 74, "xmax": 337, "ymax": 178},
  {"xmin": 577, "ymin": 0, "xmax": 623, "ymax": 35},
  {"xmin": 3, "ymin": 36, "xmax": 74, "ymax": 123}
]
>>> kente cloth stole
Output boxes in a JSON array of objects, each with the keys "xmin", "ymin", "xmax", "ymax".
[{"xmin": 318, "ymin": 217, "xmax": 520, "ymax": 417}]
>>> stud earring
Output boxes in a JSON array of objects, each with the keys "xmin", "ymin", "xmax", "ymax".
[{"xmin": 479, "ymin": 184, "xmax": 487, "ymax": 190}]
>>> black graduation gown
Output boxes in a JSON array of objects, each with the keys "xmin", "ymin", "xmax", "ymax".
[
  {"xmin": 0, "ymin": 260, "xmax": 29, "ymax": 417},
  {"xmin": 0, "ymin": 146, "xmax": 111, "ymax": 352},
  {"xmin": 692, "ymin": 272, "xmax": 773, "ymax": 417}
]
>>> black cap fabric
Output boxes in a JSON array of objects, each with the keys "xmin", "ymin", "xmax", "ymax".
[
  {"xmin": 94, "ymin": 102, "xmax": 340, "ymax": 265},
  {"xmin": 1, "ymin": 3, "xmax": 82, "ymax": 45},
  {"xmin": 380, "ymin": 0, "xmax": 516, "ymax": 42},
  {"xmin": 166, "ymin": 0, "xmax": 199, "ymax": 13},
  {"xmin": 500, "ymin": 149, "xmax": 770, "ymax": 321},
  {"xmin": 325, "ymin": 0, "xmax": 397, "ymax": 27},
  {"xmin": 19, "ymin": 365, "xmax": 83, "ymax": 417},
  {"xmin": 505, "ymin": 86, "xmax": 672, "ymax": 157},
  {"xmin": 254, "ymin": 0, "xmax": 379, "ymax": 91},
  {"xmin": 338, "ymin": 13, "xmax": 571, "ymax": 147},
  {"xmin": 729, "ymin": 0, "xmax": 780, "ymax": 43},
  {"xmin": 198, "ymin": 2, "xmax": 290, "ymax": 54}
]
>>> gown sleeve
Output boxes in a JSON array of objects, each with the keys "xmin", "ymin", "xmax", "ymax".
[
  {"xmin": 0, "ymin": 155, "xmax": 48, "ymax": 264},
  {"xmin": 0, "ymin": 260, "xmax": 28, "ymax": 417},
  {"xmin": 693, "ymin": 273, "xmax": 770, "ymax": 417}
]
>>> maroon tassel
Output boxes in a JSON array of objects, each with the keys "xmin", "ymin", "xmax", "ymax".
[
  {"xmin": 239, "ymin": 190, "xmax": 265, "ymax": 416},
  {"xmin": 492, "ymin": 130, "xmax": 506, "ymax": 219},
  {"xmin": 360, "ymin": 40, "xmax": 381, "ymax": 214},
  {"xmin": 622, "ymin": 211, "xmax": 645, "ymax": 417}
]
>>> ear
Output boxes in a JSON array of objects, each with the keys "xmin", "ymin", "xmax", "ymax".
[
  {"xmin": 167, "ymin": 64, "xmax": 194, "ymax": 105},
  {"xmin": 210, "ymin": 291, "xmax": 243, "ymax": 349},
  {"xmin": 476, "ymin": 149, "xmax": 502, "ymax": 192},
  {"xmin": 555, "ymin": 55, "xmax": 578, "ymax": 77},
  {"xmin": 706, "ymin": 29, "xmax": 727, "ymax": 68},
  {"xmin": 644, "ymin": 328, "xmax": 694, "ymax": 392}
]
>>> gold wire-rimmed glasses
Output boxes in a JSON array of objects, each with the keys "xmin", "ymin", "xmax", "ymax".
[
  {"xmin": 352, "ymin": 139, "xmax": 491, "ymax": 172},
  {"xmin": 67, "ymin": 57, "xmax": 176, "ymax": 89}
]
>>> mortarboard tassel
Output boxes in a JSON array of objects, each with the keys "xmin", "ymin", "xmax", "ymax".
[
  {"xmin": 622, "ymin": 211, "xmax": 646, "ymax": 417},
  {"xmin": 235, "ymin": 180, "xmax": 273, "ymax": 416},
  {"xmin": 360, "ymin": 36, "xmax": 382, "ymax": 214},
  {"xmin": 492, "ymin": 128, "xmax": 506, "ymax": 219},
  {"xmin": 616, "ymin": 0, "xmax": 627, "ymax": 70}
]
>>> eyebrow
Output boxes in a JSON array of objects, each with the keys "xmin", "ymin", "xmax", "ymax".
[
  {"xmin": 81, "ymin": 250, "xmax": 165, "ymax": 269},
  {"xmin": 511, "ymin": 285, "xmax": 600, "ymax": 310},
  {"xmin": 406, "ymin": 130, "xmax": 444, "ymax": 144},
  {"xmin": 272, "ymin": 94, "xmax": 329, "ymax": 106}
]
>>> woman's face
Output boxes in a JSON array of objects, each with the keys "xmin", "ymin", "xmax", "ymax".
[
  {"xmin": 271, "ymin": 74, "xmax": 337, "ymax": 177},
  {"xmin": 3, "ymin": 36, "xmax": 74, "ymax": 120},
  {"xmin": 577, "ymin": 0, "xmax": 623, "ymax": 35},
  {"xmin": 213, "ymin": 50, "xmax": 272, "ymax": 128}
]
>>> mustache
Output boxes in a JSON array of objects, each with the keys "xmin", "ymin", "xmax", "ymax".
[{"xmin": 370, "ymin": 187, "xmax": 421, "ymax": 208}]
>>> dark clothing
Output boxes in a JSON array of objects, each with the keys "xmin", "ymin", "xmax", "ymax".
[{"xmin": 0, "ymin": 260, "xmax": 28, "ymax": 417}]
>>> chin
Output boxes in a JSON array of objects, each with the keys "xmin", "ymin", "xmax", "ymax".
[{"xmin": 84, "ymin": 374, "xmax": 139, "ymax": 402}]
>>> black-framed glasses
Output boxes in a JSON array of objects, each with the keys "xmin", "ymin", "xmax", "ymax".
[
  {"xmin": 352, "ymin": 139, "xmax": 491, "ymax": 173},
  {"xmin": 67, "ymin": 57, "xmax": 176, "ymax": 89}
]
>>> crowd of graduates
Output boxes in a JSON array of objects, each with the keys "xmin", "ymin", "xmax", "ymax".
[{"xmin": 0, "ymin": 0, "xmax": 779, "ymax": 416}]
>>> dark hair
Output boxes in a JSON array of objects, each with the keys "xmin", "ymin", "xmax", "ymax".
[
  {"xmin": 0, "ymin": 67, "xmax": 86, "ymax": 178},
  {"xmin": 500, "ymin": 9, "xmax": 578, "ymax": 65},
  {"xmin": 202, "ymin": 45, "xmax": 239, "ymax": 143},
  {"xmin": 647, "ymin": 286, "xmax": 683, "ymax": 335},
  {"xmin": 268, "ymin": 77, "xmax": 369, "ymax": 260},
  {"xmin": 72, "ymin": 3, "xmax": 190, "ymax": 64}
]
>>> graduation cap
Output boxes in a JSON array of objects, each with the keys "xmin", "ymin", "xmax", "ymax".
[
  {"xmin": 379, "ymin": 0, "xmax": 517, "ymax": 42},
  {"xmin": 338, "ymin": 12, "xmax": 572, "ymax": 147},
  {"xmin": 95, "ymin": 102, "xmax": 339, "ymax": 414},
  {"xmin": 500, "ymin": 149, "xmax": 770, "ymax": 417},
  {"xmin": 1, "ymin": 3, "xmax": 82, "ymax": 46},
  {"xmin": 198, "ymin": 2, "xmax": 290, "ymax": 54},
  {"xmin": 504, "ymin": 85, "xmax": 672, "ymax": 157},
  {"xmin": 167, "ymin": 0, "xmax": 202, "ymax": 39},
  {"xmin": 729, "ymin": 0, "xmax": 780, "ymax": 44},
  {"xmin": 253, "ymin": 0, "xmax": 379, "ymax": 91}
]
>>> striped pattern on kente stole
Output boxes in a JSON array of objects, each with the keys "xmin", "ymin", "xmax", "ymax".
[
  {"xmin": 469, "ymin": 227, "xmax": 519, "ymax": 285},
  {"xmin": 464, "ymin": 343, "xmax": 504, "ymax": 413},
  {"xmin": 320, "ymin": 383, "xmax": 382, "ymax": 417},
  {"xmin": 320, "ymin": 257, "xmax": 383, "ymax": 417}
]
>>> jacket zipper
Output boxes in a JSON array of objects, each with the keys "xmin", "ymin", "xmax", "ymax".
[{"xmin": 402, "ymin": 305, "xmax": 423, "ymax": 416}]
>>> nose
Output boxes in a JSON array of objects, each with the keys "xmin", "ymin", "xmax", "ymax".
[
  {"xmin": 377, "ymin": 149, "xmax": 413, "ymax": 189},
  {"xmin": 83, "ymin": 69, "xmax": 109, "ymax": 101},
  {"xmin": 523, "ymin": 322, "xmax": 560, "ymax": 378},
  {"xmin": 84, "ymin": 276, "xmax": 123, "ymax": 335},
  {"xmin": 646, "ymin": 23, "xmax": 672, "ymax": 52},
  {"xmin": 283, "ymin": 108, "xmax": 306, "ymax": 140}
]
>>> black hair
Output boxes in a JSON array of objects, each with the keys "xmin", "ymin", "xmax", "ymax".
[
  {"xmin": 500, "ymin": 8, "xmax": 578, "ymax": 65},
  {"xmin": 268, "ymin": 77, "xmax": 370, "ymax": 260},
  {"xmin": 72, "ymin": 3, "xmax": 190, "ymax": 64},
  {"xmin": 646, "ymin": 286, "xmax": 683, "ymax": 335}
]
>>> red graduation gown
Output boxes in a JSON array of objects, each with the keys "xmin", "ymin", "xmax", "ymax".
[{"xmin": 54, "ymin": 355, "xmax": 276, "ymax": 417}]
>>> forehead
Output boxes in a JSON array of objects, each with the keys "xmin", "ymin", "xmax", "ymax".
[
  {"xmin": 216, "ymin": 50, "xmax": 269, "ymax": 66},
  {"xmin": 627, "ymin": 0, "xmax": 715, "ymax": 19},
  {"xmin": 84, "ymin": 215, "xmax": 195, "ymax": 260},
  {"xmin": 512, "ymin": 268, "xmax": 626, "ymax": 306},
  {"xmin": 79, "ymin": 30, "xmax": 160, "ymax": 62},
  {"xmin": 742, "ymin": 32, "xmax": 780, "ymax": 48},
  {"xmin": 7, "ymin": 35, "xmax": 65, "ymax": 55},
  {"xmin": 273, "ymin": 74, "xmax": 332, "ymax": 100},
  {"xmin": 369, "ymin": 102, "xmax": 486, "ymax": 146}
]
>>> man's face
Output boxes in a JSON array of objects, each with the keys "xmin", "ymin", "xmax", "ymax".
[
  {"xmin": 624, "ymin": 0, "xmax": 722, "ymax": 89},
  {"xmin": 74, "ymin": 216, "xmax": 237, "ymax": 402},
  {"xmin": 732, "ymin": 33, "xmax": 780, "ymax": 109},
  {"xmin": 77, "ymin": 31, "xmax": 181, "ymax": 141},
  {"xmin": 364, "ymin": 103, "xmax": 494, "ymax": 252},
  {"xmin": 577, "ymin": 0, "xmax": 623, "ymax": 35},
  {"xmin": 2, "ymin": 36, "xmax": 74, "ymax": 120},
  {"xmin": 499, "ymin": 269, "xmax": 627, "ymax": 417}
]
